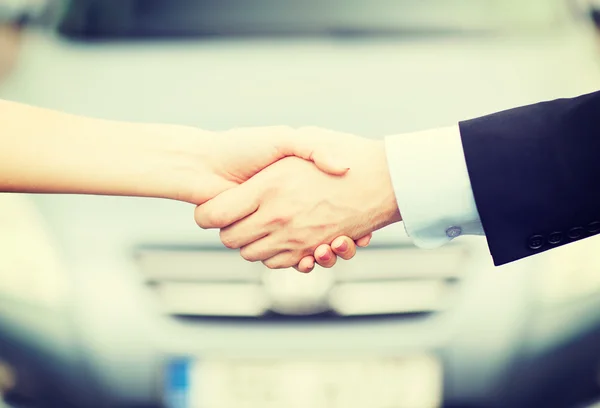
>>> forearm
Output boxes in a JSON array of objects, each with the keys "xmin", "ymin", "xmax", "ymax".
[
  {"xmin": 460, "ymin": 90, "xmax": 600, "ymax": 265},
  {"xmin": 0, "ymin": 99, "xmax": 214, "ymax": 203}
]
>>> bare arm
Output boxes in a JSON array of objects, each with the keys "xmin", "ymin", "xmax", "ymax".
[{"xmin": 0, "ymin": 99, "xmax": 218, "ymax": 202}]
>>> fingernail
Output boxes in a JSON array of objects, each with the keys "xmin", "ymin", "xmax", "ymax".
[
  {"xmin": 318, "ymin": 249, "xmax": 331, "ymax": 261},
  {"xmin": 335, "ymin": 240, "xmax": 348, "ymax": 252}
]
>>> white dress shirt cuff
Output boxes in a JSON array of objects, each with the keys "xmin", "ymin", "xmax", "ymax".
[{"xmin": 385, "ymin": 125, "xmax": 484, "ymax": 249}]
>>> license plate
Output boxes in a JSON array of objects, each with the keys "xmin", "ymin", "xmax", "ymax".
[{"xmin": 187, "ymin": 354, "xmax": 442, "ymax": 408}]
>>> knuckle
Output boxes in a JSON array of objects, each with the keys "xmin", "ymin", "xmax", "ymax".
[
  {"xmin": 297, "ymin": 228, "xmax": 314, "ymax": 242},
  {"xmin": 240, "ymin": 247, "xmax": 260, "ymax": 262},
  {"xmin": 279, "ymin": 255, "xmax": 299, "ymax": 269},
  {"xmin": 267, "ymin": 215, "xmax": 291, "ymax": 228},
  {"xmin": 194, "ymin": 209, "xmax": 212, "ymax": 229},
  {"xmin": 285, "ymin": 259, "xmax": 301, "ymax": 269},
  {"xmin": 219, "ymin": 230, "xmax": 238, "ymax": 249},
  {"xmin": 265, "ymin": 209, "xmax": 293, "ymax": 227},
  {"xmin": 262, "ymin": 260, "xmax": 277, "ymax": 269},
  {"xmin": 263, "ymin": 258, "xmax": 284, "ymax": 270},
  {"xmin": 197, "ymin": 210, "xmax": 224, "ymax": 229},
  {"xmin": 221, "ymin": 239, "xmax": 235, "ymax": 249},
  {"xmin": 286, "ymin": 229, "xmax": 312, "ymax": 247},
  {"xmin": 195, "ymin": 218, "xmax": 208, "ymax": 229}
]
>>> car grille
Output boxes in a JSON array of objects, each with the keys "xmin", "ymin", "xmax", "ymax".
[{"xmin": 136, "ymin": 244, "xmax": 471, "ymax": 318}]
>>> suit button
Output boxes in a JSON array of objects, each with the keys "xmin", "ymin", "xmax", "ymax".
[
  {"xmin": 588, "ymin": 221, "xmax": 600, "ymax": 233},
  {"xmin": 528, "ymin": 235, "xmax": 545, "ymax": 250},
  {"xmin": 548, "ymin": 232, "xmax": 563, "ymax": 245},
  {"xmin": 568, "ymin": 227, "xmax": 585, "ymax": 240}
]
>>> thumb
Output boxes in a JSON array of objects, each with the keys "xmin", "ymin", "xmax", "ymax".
[
  {"xmin": 278, "ymin": 137, "xmax": 349, "ymax": 176},
  {"xmin": 310, "ymin": 148, "xmax": 350, "ymax": 176},
  {"xmin": 195, "ymin": 182, "xmax": 260, "ymax": 229}
]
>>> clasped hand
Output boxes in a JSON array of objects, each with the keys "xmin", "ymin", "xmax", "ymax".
[{"xmin": 194, "ymin": 127, "xmax": 400, "ymax": 273}]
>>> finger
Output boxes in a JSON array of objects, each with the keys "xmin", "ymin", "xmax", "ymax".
[
  {"xmin": 194, "ymin": 183, "xmax": 259, "ymax": 229},
  {"xmin": 356, "ymin": 234, "xmax": 372, "ymax": 247},
  {"xmin": 294, "ymin": 256, "xmax": 316, "ymax": 273},
  {"xmin": 263, "ymin": 251, "xmax": 297, "ymax": 270},
  {"xmin": 331, "ymin": 236, "xmax": 357, "ymax": 260},
  {"xmin": 220, "ymin": 212, "xmax": 276, "ymax": 249},
  {"xmin": 277, "ymin": 132, "xmax": 349, "ymax": 176},
  {"xmin": 239, "ymin": 237, "xmax": 283, "ymax": 262},
  {"xmin": 314, "ymin": 244, "xmax": 337, "ymax": 268}
]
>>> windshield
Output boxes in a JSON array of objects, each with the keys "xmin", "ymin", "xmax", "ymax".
[{"xmin": 57, "ymin": 0, "xmax": 568, "ymax": 39}]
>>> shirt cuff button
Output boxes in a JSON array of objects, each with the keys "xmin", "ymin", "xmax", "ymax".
[{"xmin": 446, "ymin": 226, "xmax": 462, "ymax": 238}]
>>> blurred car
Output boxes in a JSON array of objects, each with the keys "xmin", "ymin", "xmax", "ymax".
[{"xmin": 2, "ymin": 0, "xmax": 600, "ymax": 407}]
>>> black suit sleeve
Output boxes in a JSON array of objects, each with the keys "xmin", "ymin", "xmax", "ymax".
[{"xmin": 459, "ymin": 90, "xmax": 600, "ymax": 266}]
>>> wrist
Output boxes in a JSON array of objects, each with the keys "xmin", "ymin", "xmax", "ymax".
[
  {"xmin": 125, "ymin": 122, "xmax": 220, "ymax": 204},
  {"xmin": 363, "ymin": 140, "xmax": 402, "ymax": 231}
]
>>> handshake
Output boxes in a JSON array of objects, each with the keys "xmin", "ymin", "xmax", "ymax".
[{"xmin": 190, "ymin": 126, "xmax": 402, "ymax": 273}]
